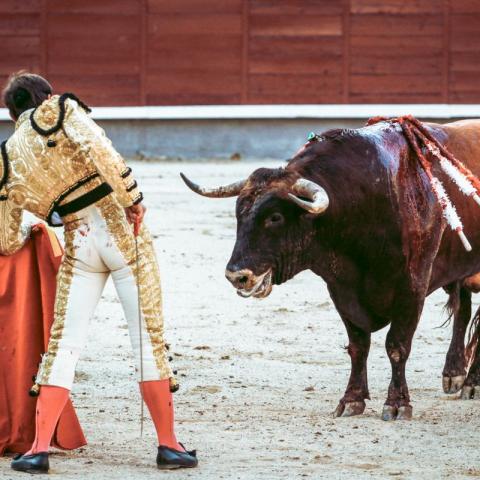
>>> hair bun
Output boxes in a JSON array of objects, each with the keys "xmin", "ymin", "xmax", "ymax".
[{"xmin": 13, "ymin": 87, "xmax": 31, "ymax": 108}]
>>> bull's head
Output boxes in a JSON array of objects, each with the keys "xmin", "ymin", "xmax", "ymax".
[{"xmin": 180, "ymin": 168, "xmax": 329, "ymax": 298}]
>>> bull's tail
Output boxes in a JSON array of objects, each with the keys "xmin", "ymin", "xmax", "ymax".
[
  {"xmin": 441, "ymin": 282, "xmax": 461, "ymax": 328},
  {"xmin": 466, "ymin": 305, "xmax": 480, "ymax": 370}
]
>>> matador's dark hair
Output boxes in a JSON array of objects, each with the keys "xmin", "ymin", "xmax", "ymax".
[{"xmin": 2, "ymin": 71, "xmax": 53, "ymax": 121}]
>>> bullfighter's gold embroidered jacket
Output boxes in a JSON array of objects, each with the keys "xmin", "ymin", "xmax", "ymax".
[{"xmin": 0, "ymin": 93, "xmax": 142, "ymax": 255}]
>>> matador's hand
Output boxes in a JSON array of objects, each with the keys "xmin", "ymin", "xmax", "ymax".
[{"xmin": 125, "ymin": 203, "xmax": 147, "ymax": 226}]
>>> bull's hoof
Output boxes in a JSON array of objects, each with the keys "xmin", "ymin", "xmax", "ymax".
[
  {"xmin": 333, "ymin": 401, "xmax": 365, "ymax": 418},
  {"xmin": 396, "ymin": 405, "xmax": 413, "ymax": 420},
  {"xmin": 460, "ymin": 385, "xmax": 480, "ymax": 400},
  {"xmin": 381, "ymin": 404, "xmax": 413, "ymax": 421},
  {"xmin": 381, "ymin": 405, "xmax": 397, "ymax": 421},
  {"xmin": 442, "ymin": 375, "xmax": 466, "ymax": 394}
]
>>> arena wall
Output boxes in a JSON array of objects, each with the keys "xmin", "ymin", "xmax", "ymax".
[{"xmin": 1, "ymin": 0, "xmax": 479, "ymax": 106}]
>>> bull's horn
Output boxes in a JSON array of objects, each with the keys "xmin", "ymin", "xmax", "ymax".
[
  {"xmin": 180, "ymin": 172, "xmax": 246, "ymax": 198},
  {"xmin": 288, "ymin": 178, "xmax": 329, "ymax": 215}
]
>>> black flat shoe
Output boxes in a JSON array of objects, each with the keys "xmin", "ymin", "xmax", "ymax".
[
  {"xmin": 179, "ymin": 442, "xmax": 197, "ymax": 458},
  {"xmin": 11, "ymin": 452, "xmax": 49, "ymax": 474},
  {"xmin": 156, "ymin": 445, "xmax": 198, "ymax": 470}
]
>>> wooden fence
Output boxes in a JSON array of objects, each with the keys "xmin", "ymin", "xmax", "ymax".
[{"xmin": 1, "ymin": 0, "xmax": 479, "ymax": 106}]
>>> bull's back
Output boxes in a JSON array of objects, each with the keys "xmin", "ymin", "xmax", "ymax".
[{"xmin": 439, "ymin": 119, "xmax": 480, "ymax": 173}]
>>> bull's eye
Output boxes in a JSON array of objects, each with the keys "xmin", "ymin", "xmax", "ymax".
[{"xmin": 265, "ymin": 212, "xmax": 284, "ymax": 228}]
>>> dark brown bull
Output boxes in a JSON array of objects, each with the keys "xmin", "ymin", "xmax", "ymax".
[{"xmin": 181, "ymin": 119, "xmax": 480, "ymax": 420}]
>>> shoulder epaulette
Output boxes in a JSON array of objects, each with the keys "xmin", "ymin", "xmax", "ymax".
[{"xmin": 30, "ymin": 93, "xmax": 91, "ymax": 137}]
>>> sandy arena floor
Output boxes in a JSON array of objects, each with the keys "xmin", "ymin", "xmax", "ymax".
[{"xmin": 1, "ymin": 161, "xmax": 479, "ymax": 480}]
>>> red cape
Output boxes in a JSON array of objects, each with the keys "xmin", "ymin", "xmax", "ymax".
[{"xmin": 0, "ymin": 224, "xmax": 86, "ymax": 454}]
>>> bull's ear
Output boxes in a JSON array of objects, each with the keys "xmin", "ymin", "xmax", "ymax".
[
  {"xmin": 287, "ymin": 178, "xmax": 329, "ymax": 215},
  {"xmin": 180, "ymin": 173, "xmax": 246, "ymax": 198}
]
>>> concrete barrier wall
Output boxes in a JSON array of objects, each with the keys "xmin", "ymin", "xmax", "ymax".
[{"xmin": 0, "ymin": 116, "xmax": 458, "ymax": 161}]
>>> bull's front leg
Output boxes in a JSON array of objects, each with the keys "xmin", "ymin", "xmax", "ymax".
[
  {"xmin": 334, "ymin": 319, "xmax": 371, "ymax": 417},
  {"xmin": 442, "ymin": 283, "xmax": 471, "ymax": 394},
  {"xmin": 382, "ymin": 314, "xmax": 420, "ymax": 421},
  {"xmin": 326, "ymin": 281, "xmax": 375, "ymax": 418}
]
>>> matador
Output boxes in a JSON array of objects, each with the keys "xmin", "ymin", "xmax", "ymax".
[{"xmin": 1, "ymin": 72, "xmax": 197, "ymax": 473}]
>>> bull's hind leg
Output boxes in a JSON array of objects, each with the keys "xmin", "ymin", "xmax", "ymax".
[
  {"xmin": 334, "ymin": 319, "xmax": 371, "ymax": 418},
  {"xmin": 442, "ymin": 283, "xmax": 471, "ymax": 394}
]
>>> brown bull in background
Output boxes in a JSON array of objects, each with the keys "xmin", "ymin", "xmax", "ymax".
[
  {"xmin": 443, "ymin": 275, "xmax": 480, "ymax": 399},
  {"xmin": 181, "ymin": 119, "xmax": 480, "ymax": 421}
]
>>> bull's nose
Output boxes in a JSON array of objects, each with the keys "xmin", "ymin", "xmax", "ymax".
[{"xmin": 225, "ymin": 269, "xmax": 254, "ymax": 289}]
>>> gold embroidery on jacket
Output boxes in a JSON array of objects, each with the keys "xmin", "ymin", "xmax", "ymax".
[
  {"xmin": 0, "ymin": 198, "xmax": 28, "ymax": 255},
  {"xmin": 4, "ymin": 95, "xmax": 141, "ymax": 226},
  {"xmin": 62, "ymin": 102, "xmax": 141, "ymax": 207},
  {"xmin": 33, "ymin": 101, "xmax": 58, "ymax": 130}
]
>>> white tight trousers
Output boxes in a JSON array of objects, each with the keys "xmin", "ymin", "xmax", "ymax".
[{"xmin": 36, "ymin": 202, "xmax": 172, "ymax": 390}]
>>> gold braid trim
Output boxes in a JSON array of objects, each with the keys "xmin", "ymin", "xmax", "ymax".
[{"xmin": 37, "ymin": 229, "xmax": 76, "ymax": 384}]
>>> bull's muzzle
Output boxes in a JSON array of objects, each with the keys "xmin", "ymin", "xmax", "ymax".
[
  {"xmin": 225, "ymin": 268, "xmax": 273, "ymax": 299},
  {"xmin": 225, "ymin": 269, "xmax": 255, "ymax": 290}
]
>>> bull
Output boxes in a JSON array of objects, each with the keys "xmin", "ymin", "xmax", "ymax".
[{"xmin": 181, "ymin": 119, "xmax": 480, "ymax": 420}]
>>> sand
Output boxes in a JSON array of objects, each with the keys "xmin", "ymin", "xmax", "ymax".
[{"xmin": 1, "ymin": 161, "xmax": 479, "ymax": 480}]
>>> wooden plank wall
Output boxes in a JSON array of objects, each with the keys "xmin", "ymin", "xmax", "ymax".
[
  {"xmin": 1, "ymin": 0, "xmax": 479, "ymax": 106},
  {"xmin": 449, "ymin": 0, "xmax": 480, "ymax": 103}
]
